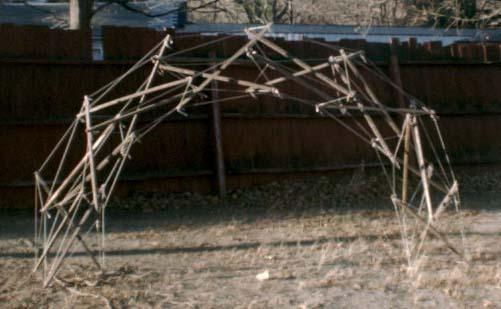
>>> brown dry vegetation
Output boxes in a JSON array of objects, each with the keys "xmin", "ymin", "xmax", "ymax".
[
  {"xmin": 189, "ymin": 0, "xmax": 501, "ymax": 27},
  {"xmin": 1, "ymin": 168, "xmax": 501, "ymax": 308}
]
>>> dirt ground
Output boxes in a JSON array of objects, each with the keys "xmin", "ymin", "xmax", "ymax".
[{"xmin": 1, "ymin": 172, "xmax": 501, "ymax": 308}]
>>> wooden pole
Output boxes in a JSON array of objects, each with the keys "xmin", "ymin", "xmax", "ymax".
[
  {"xmin": 210, "ymin": 51, "xmax": 227, "ymax": 200},
  {"xmin": 250, "ymin": 34, "xmax": 398, "ymax": 166},
  {"xmin": 402, "ymin": 114, "xmax": 411, "ymax": 204},
  {"xmin": 410, "ymin": 116, "xmax": 434, "ymax": 222},
  {"xmin": 159, "ymin": 64, "xmax": 277, "ymax": 93},
  {"xmin": 43, "ymin": 207, "xmax": 93, "ymax": 287},
  {"xmin": 393, "ymin": 197, "xmax": 462, "ymax": 258},
  {"xmin": 83, "ymin": 96, "xmax": 99, "ymax": 213},
  {"xmin": 339, "ymin": 49, "xmax": 401, "ymax": 135},
  {"xmin": 389, "ymin": 38, "xmax": 406, "ymax": 109}
]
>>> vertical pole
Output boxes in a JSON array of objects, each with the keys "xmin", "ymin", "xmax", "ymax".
[
  {"xmin": 402, "ymin": 115, "xmax": 411, "ymax": 205},
  {"xmin": 411, "ymin": 116, "xmax": 433, "ymax": 222},
  {"xmin": 83, "ymin": 96, "xmax": 103, "ymax": 266},
  {"xmin": 389, "ymin": 38, "xmax": 406, "ymax": 108},
  {"xmin": 34, "ymin": 174, "xmax": 39, "ymax": 265},
  {"xmin": 34, "ymin": 174, "xmax": 48, "ymax": 279},
  {"xmin": 43, "ymin": 202, "xmax": 47, "ymax": 279},
  {"xmin": 482, "ymin": 44, "xmax": 488, "ymax": 63},
  {"xmin": 84, "ymin": 96, "xmax": 99, "ymax": 212},
  {"xmin": 209, "ymin": 51, "xmax": 227, "ymax": 200}
]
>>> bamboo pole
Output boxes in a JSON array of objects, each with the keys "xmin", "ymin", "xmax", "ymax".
[
  {"xmin": 172, "ymin": 25, "xmax": 271, "ymax": 113},
  {"xmin": 410, "ymin": 116, "xmax": 434, "ymax": 222},
  {"xmin": 159, "ymin": 64, "xmax": 277, "ymax": 93},
  {"xmin": 413, "ymin": 181, "xmax": 459, "ymax": 258},
  {"xmin": 245, "ymin": 51, "xmax": 364, "ymax": 92},
  {"xmin": 41, "ymin": 124, "xmax": 115, "ymax": 212},
  {"xmin": 250, "ymin": 33, "xmax": 352, "ymax": 97},
  {"xmin": 79, "ymin": 78, "xmax": 190, "ymax": 116},
  {"xmin": 33, "ymin": 189, "xmax": 84, "ymax": 273},
  {"xmin": 392, "ymin": 196, "xmax": 463, "ymax": 258},
  {"xmin": 339, "ymin": 49, "xmax": 400, "ymax": 135},
  {"xmin": 249, "ymin": 33, "xmax": 397, "ymax": 167},
  {"xmin": 43, "ymin": 207, "xmax": 93, "ymax": 287},
  {"xmin": 84, "ymin": 96, "xmax": 100, "ymax": 212},
  {"xmin": 402, "ymin": 114, "xmax": 411, "ymax": 204}
]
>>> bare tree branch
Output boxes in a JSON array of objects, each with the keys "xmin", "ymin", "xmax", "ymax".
[
  {"xmin": 274, "ymin": 0, "xmax": 289, "ymax": 22},
  {"xmin": 22, "ymin": 0, "xmax": 68, "ymax": 25},
  {"xmin": 111, "ymin": 0, "xmax": 223, "ymax": 18},
  {"xmin": 92, "ymin": 1, "xmax": 114, "ymax": 17}
]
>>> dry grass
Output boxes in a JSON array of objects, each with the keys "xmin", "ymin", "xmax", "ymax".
[
  {"xmin": 1, "ymin": 208, "xmax": 500, "ymax": 307},
  {"xmin": 1, "ymin": 171, "xmax": 500, "ymax": 308}
]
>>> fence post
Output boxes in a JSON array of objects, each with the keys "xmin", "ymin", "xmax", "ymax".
[
  {"xmin": 209, "ymin": 51, "xmax": 227, "ymax": 200},
  {"xmin": 389, "ymin": 38, "xmax": 406, "ymax": 108}
]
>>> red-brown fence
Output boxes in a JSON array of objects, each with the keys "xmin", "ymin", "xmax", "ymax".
[
  {"xmin": 0, "ymin": 24, "xmax": 92, "ymax": 60},
  {"xmin": 1, "ymin": 25, "xmax": 501, "ymax": 208},
  {"xmin": 1, "ymin": 23, "xmax": 501, "ymax": 62}
]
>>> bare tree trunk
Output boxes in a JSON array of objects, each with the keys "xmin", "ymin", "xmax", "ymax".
[{"xmin": 69, "ymin": 0, "xmax": 94, "ymax": 30}]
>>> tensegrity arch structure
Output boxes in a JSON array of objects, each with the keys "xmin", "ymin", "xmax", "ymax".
[{"xmin": 33, "ymin": 24, "xmax": 466, "ymax": 287}]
